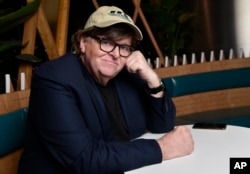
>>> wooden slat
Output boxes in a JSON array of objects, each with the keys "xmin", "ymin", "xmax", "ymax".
[
  {"xmin": 56, "ymin": 0, "xmax": 70, "ymax": 56},
  {"xmin": 37, "ymin": 4, "xmax": 59, "ymax": 60},
  {"xmin": 92, "ymin": 0, "xmax": 99, "ymax": 9},
  {"xmin": 132, "ymin": 0, "xmax": 164, "ymax": 66},
  {"xmin": 17, "ymin": 0, "xmax": 38, "ymax": 90},
  {"xmin": 16, "ymin": 0, "xmax": 70, "ymax": 89}
]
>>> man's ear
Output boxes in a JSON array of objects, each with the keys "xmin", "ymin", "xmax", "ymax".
[{"xmin": 80, "ymin": 37, "xmax": 87, "ymax": 53}]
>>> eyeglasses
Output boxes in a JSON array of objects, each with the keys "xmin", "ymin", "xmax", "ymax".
[{"xmin": 92, "ymin": 36, "xmax": 134, "ymax": 58}]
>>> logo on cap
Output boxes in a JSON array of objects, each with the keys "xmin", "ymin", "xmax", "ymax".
[{"xmin": 108, "ymin": 10, "xmax": 131, "ymax": 22}]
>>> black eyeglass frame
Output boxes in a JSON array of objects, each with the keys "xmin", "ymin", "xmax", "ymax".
[{"xmin": 92, "ymin": 36, "xmax": 135, "ymax": 58}]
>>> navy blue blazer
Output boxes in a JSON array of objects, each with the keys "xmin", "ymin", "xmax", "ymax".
[{"xmin": 18, "ymin": 53, "xmax": 175, "ymax": 174}]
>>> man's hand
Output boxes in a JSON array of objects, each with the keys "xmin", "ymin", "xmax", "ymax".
[
  {"xmin": 126, "ymin": 51, "xmax": 163, "ymax": 97},
  {"xmin": 157, "ymin": 126, "xmax": 194, "ymax": 160}
]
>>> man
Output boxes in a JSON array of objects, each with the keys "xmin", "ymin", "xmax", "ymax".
[{"xmin": 18, "ymin": 6, "xmax": 194, "ymax": 174}]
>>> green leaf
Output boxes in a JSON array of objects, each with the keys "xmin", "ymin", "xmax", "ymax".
[
  {"xmin": 0, "ymin": 0, "xmax": 40, "ymax": 33},
  {"xmin": 0, "ymin": 41, "xmax": 23, "ymax": 53},
  {"xmin": 16, "ymin": 53, "xmax": 42, "ymax": 63},
  {"xmin": 179, "ymin": 12, "xmax": 196, "ymax": 23}
]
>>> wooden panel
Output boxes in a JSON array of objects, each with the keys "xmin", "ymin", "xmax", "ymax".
[
  {"xmin": 173, "ymin": 87, "xmax": 250, "ymax": 117},
  {"xmin": 0, "ymin": 149, "xmax": 23, "ymax": 174},
  {"xmin": 0, "ymin": 90, "xmax": 30, "ymax": 115}
]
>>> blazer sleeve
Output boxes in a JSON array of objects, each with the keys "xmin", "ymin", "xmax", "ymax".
[
  {"xmin": 27, "ymin": 62, "xmax": 163, "ymax": 174},
  {"xmin": 146, "ymin": 87, "xmax": 176, "ymax": 133}
]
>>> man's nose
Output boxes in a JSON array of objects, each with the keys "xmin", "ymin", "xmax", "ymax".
[{"xmin": 110, "ymin": 45, "xmax": 120, "ymax": 58}]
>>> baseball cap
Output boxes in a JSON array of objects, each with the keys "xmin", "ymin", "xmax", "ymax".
[{"xmin": 84, "ymin": 6, "xmax": 143, "ymax": 40}]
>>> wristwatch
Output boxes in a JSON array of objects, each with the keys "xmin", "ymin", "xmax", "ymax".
[{"xmin": 146, "ymin": 81, "xmax": 165, "ymax": 94}]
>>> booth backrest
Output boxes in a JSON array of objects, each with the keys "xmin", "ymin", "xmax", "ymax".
[
  {"xmin": 0, "ymin": 90, "xmax": 30, "ymax": 174},
  {"xmin": 0, "ymin": 108, "xmax": 28, "ymax": 157},
  {"xmin": 154, "ymin": 57, "xmax": 250, "ymax": 126},
  {"xmin": 163, "ymin": 67, "xmax": 250, "ymax": 97}
]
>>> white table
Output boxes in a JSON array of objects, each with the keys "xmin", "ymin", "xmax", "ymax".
[{"xmin": 126, "ymin": 125, "xmax": 250, "ymax": 174}]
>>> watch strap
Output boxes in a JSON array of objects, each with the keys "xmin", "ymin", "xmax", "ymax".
[{"xmin": 146, "ymin": 81, "xmax": 165, "ymax": 94}]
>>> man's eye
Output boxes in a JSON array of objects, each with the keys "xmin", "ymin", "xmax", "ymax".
[
  {"xmin": 120, "ymin": 45, "xmax": 130, "ymax": 51},
  {"xmin": 102, "ymin": 40, "xmax": 114, "ymax": 46}
]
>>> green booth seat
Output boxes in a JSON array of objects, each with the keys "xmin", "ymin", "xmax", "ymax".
[
  {"xmin": 0, "ymin": 108, "xmax": 28, "ymax": 157},
  {"xmin": 162, "ymin": 67, "xmax": 250, "ymax": 128}
]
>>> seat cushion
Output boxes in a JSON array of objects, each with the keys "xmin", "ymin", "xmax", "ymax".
[{"xmin": 0, "ymin": 108, "xmax": 28, "ymax": 157}]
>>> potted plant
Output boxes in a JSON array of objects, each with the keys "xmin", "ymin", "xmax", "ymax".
[{"xmin": 141, "ymin": 0, "xmax": 196, "ymax": 60}]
